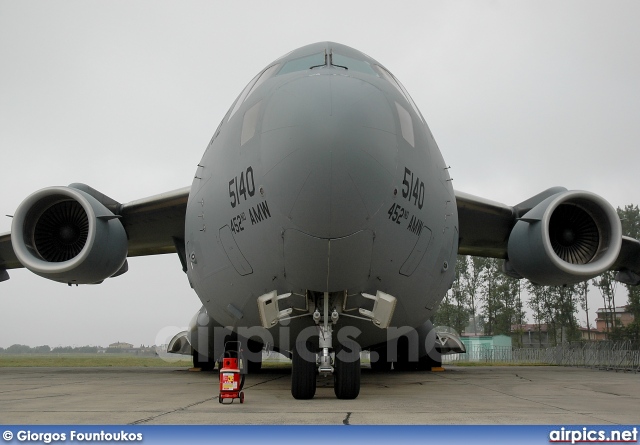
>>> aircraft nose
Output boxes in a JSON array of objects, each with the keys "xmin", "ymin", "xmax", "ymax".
[{"xmin": 261, "ymin": 74, "xmax": 398, "ymax": 238}]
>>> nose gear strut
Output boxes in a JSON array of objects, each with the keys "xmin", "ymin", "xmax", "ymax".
[{"xmin": 316, "ymin": 292, "xmax": 338, "ymax": 376}]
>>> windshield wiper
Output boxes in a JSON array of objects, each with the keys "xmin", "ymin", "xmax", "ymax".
[{"xmin": 310, "ymin": 51, "xmax": 328, "ymax": 69}]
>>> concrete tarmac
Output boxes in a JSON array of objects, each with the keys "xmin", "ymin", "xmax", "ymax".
[{"xmin": 1, "ymin": 366, "xmax": 639, "ymax": 425}]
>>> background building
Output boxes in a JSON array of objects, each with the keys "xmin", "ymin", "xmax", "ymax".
[
  {"xmin": 108, "ymin": 342, "xmax": 134, "ymax": 349},
  {"xmin": 595, "ymin": 306, "xmax": 635, "ymax": 332}
]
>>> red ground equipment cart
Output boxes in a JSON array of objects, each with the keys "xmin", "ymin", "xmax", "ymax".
[{"xmin": 218, "ymin": 341, "xmax": 245, "ymax": 404}]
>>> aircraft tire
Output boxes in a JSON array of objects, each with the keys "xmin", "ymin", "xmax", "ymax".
[
  {"xmin": 393, "ymin": 337, "xmax": 418, "ymax": 372},
  {"xmin": 247, "ymin": 357, "xmax": 262, "ymax": 373},
  {"xmin": 246, "ymin": 340, "xmax": 263, "ymax": 374},
  {"xmin": 192, "ymin": 349, "xmax": 215, "ymax": 371},
  {"xmin": 394, "ymin": 360, "xmax": 418, "ymax": 372},
  {"xmin": 291, "ymin": 341, "xmax": 316, "ymax": 399},
  {"xmin": 370, "ymin": 345, "xmax": 392, "ymax": 372},
  {"xmin": 334, "ymin": 340, "xmax": 361, "ymax": 400},
  {"xmin": 417, "ymin": 352, "xmax": 442, "ymax": 371}
]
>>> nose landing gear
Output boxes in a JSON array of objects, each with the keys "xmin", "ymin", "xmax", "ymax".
[
  {"xmin": 290, "ymin": 292, "xmax": 362, "ymax": 400},
  {"xmin": 257, "ymin": 289, "xmax": 396, "ymax": 400},
  {"xmin": 334, "ymin": 340, "xmax": 361, "ymax": 399},
  {"xmin": 291, "ymin": 340, "xmax": 317, "ymax": 400}
]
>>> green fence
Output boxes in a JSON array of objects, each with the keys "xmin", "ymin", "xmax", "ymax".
[{"xmin": 444, "ymin": 341, "xmax": 640, "ymax": 372}]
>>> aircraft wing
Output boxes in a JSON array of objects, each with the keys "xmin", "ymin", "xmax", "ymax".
[
  {"xmin": 0, "ymin": 232, "xmax": 20, "ymax": 273},
  {"xmin": 0, "ymin": 185, "xmax": 190, "ymax": 281},
  {"xmin": 455, "ymin": 190, "xmax": 514, "ymax": 259},
  {"xmin": 611, "ymin": 236, "xmax": 640, "ymax": 284},
  {"xmin": 455, "ymin": 187, "xmax": 640, "ymax": 285},
  {"xmin": 455, "ymin": 186, "xmax": 567, "ymax": 258},
  {"xmin": 118, "ymin": 186, "xmax": 190, "ymax": 258}
]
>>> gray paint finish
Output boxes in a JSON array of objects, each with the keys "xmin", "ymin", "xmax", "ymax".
[{"xmin": 1, "ymin": 41, "xmax": 640, "ymax": 396}]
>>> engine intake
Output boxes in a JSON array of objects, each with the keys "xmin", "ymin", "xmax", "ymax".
[
  {"xmin": 506, "ymin": 191, "xmax": 621, "ymax": 285},
  {"xmin": 34, "ymin": 200, "xmax": 89, "ymax": 262},
  {"xmin": 11, "ymin": 186, "xmax": 128, "ymax": 284}
]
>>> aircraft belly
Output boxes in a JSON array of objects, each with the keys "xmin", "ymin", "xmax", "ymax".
[{"xmin": 282, "ymin": 229, "xmax": 374, "ymax": 292}]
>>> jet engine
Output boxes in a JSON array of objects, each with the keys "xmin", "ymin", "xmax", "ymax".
[
  {"xmin": 506, "ymin": 190, "xmax": 621, "ymax": 285},
  {"xmin": 11, "ymin": 186, "xmax": 128, "ymax": 284}
]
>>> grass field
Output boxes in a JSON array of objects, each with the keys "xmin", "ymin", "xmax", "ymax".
[
  {"xmin": 0, "ymin": 354, "xmax": 193, "ymax": 368},
  {"xmin": 0, "ymin": 354, "xmax": 550, "ymax": 368},
  {"xmin": 0, "ymin": 354, "xmax": 296, "ymax": 369},
  {"xmin": 446, "ymin": 361, "xmax": 553, "ymax": 367}
]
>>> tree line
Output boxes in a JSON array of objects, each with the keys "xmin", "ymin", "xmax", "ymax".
[
  {"xmin": 0, "ymin": 345, "xmax": 100, "ymax": 354},
  {"xmin": 433, "ymin": 204, "xmax": 640, "ymax": 344}
]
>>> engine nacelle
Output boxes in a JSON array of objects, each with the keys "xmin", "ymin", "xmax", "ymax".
[
  {"xmin": 11, "ymin": 186, "xmax": 128, "ymax": 284},
  {"xmin": 506, "ymin": 190, "xmax": 621, "ymax": 285}
]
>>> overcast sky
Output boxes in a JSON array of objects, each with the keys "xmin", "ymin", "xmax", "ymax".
[{"xmin": 1, "ymin": 1, "xmax": 639, "ymax": 348}]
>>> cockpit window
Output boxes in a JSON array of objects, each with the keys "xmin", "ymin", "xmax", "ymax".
[
  {"xmin": 275, "ymin": 50, "xmax": 378, "ymax": 77},
  {"xmin": 277, "ymin": 52, "xmax": 326, "ymax": 76},
  {"xmin": 375, "ymin": 65, "xmax": 424, "ymax": 123},
  {"xmin": 331, "ymin": 53, "xmax": 377, "ymax": 76},
  {"xmin": 246, "ymin": 64, "xmax": 279, "ymax": 101},
  {"xmin": 229, "ymin": 63, "xmax": 280, "ymax": 120}
]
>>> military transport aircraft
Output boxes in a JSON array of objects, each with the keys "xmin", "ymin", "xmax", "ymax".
[{"xmin": 2, "ymin": 42, "xmax": 640, "ymax": 400}]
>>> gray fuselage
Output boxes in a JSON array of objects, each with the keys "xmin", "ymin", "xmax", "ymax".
[{"xmin": 184, "ymin": 42, "xmax": 458, "ymax": 350}]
